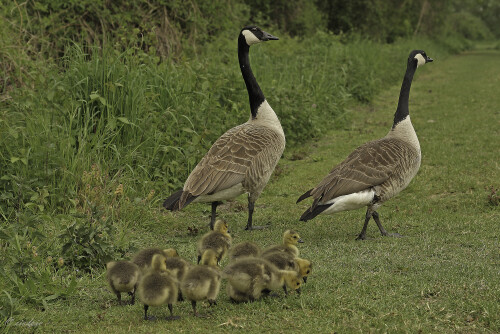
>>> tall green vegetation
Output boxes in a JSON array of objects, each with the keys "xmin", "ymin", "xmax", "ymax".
[{"xmin": 0, "ymin": 0, "xmax": 495, "ymax": 314}]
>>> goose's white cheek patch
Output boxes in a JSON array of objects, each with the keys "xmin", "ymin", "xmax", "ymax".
[
  {"xmin": 242, "ymin": 30, "xmax": 261, "ymax": 45},
  {"xmin": 414, "ymin": 53, "xmax": 426, "ymax": 67}
]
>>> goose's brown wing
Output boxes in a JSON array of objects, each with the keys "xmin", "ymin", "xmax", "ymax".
[
  {"xmin": 180, "ymin": 123, "xmax": 283, "ymax": 206},
  {"xmin": 310, "ymin": 138, "xmax": 415, "ymax": 206}
]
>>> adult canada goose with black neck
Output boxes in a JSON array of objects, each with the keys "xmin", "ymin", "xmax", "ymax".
[
  {"xmin": 163, "ymin": 26, "xmax": 285, "ymax": 231},
  {"xmin": 297, "ymin": 50, "xmax": 433, "ymax": 240}
]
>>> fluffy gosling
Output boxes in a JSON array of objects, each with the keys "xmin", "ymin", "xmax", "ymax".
[
  {"xmin": 229, "ymin": 241, "xmax": 261, "ymax": 261},
  {"xmin": 132, "ymin": 247, "xmax": 178, "ymax": 270},
  {"xmin": 106, "ymin": 260, "xmax": 140, "ymax": 305},
  {"xmin": 262, "ymin": 230, "xmax": 304, "ymax": 258},
  {"xmin": 197, "ymin": 219, "xmax": 232, "ymax": 265},
  {"xmin": 223, "ymin": 257, "xmax": 302, "ymax": 302},
  {"xmin": 137, "ymin": 254, "xmax": 179, "ymax": 321},
  {"xmin": 180, "ymin": 249, "xmax": 222, "ymax": 317},
  {"xmin": 165, "ymin": 256, "xmax": 192, "ymax": 301}
]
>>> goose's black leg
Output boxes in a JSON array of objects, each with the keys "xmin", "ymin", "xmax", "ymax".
[
  {"xmin": 373, "ymin": 211, "xmax": 403, "ymax": 238},
  {"xmin": 209, "ymin": 201, "xmax": 221, "ymax": 230},
  {"xmin": 245, "ymin": 197, "xmax": 268, "ymax": 230},
  {"xmin": 356, "ymin": 209, "xmax": 372, "ymax": 240}
]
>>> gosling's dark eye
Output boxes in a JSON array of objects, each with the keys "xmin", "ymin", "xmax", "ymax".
[
  {"xmin": 293, "ymin": 236, "xmax": 297, "ymax": 238},
  {"xmin": 296, "ymin": 282, "xmax": 300, "ymax": 286},
  {"xmin": 306, "ymin": 270, "xmax": 310, "ymax": 274}
]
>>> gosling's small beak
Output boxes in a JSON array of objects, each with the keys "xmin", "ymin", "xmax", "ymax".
[
  {"xmin": 296, "ymin": 288, "xmax": 301, "ymax": 295},
  {"xmin": 303, "ymin": 276, "xmax": 308, "ymax": 283},
  {"xmin": 262, "ymin": 31, "xmax": 279, "ymax": 41},
  {"xmin": 298, "ymin": 238, "xmax": 304, "ymax": 243},
  {"xmin": 426, "ymin": 56, "xmax": 433, "ymax": 63}
]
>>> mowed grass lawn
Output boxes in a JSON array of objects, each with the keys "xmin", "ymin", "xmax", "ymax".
[{"xmin": 17, "ymin": 47, "xmax": 500, "ymax": 333}]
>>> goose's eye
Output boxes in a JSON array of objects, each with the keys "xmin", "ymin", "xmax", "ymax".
[
  {"xmin": 296, "ymin": 282, "xmax": 300, "ymax": 286},
  {"xmin": 293, "ymin": 236, "xmax": 297, "ymax": 239},
  {"xmin": 306, "ymin": 270, "xmax": 310, "ymax": 274}
]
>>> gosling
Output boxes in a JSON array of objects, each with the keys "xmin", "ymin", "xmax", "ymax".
[
  {"xmin": 137, "ymin": 254, "xmax": 179, "ymax": 321},
  {"xmin": 229, "ymin": 241, "xmax": 261, "ymax": 261},
  {"xmin": 165, "ymin": 256, "xmax": 192, "ymax": 301},
  {"xmin": 261, "ymin": 252, "xmax": 311, "ymax": 295},
  {"xmin": 295, "ymin": 258, "xmax": 313, "ymax": 283},
  {"xmin": 197, "ymin": 219, "xmax": 232, "ymax": 265},
  {"xmin": 132, "ymin": 247, "xmax": 178, "ymax": 270},
  {"xmin": 262, "ymin": 230, "xmax": 304, "ymax": 258},
  {"xmin": 106, "ymin": 260, "xmax": 140, "ymax": 305},
  {"xmin": 223, "ymin": 257, "xmax": 302, "ymax": 302},
  {"xmin": 181, "ymin": 249, "xmax": 222, "ymax": 317}
]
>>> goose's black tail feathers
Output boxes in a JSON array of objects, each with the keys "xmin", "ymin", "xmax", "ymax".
[
  {"xmin": 296, "ymin": 189, "xmax": 313, "ymax": 204},
  {"xmin": 163, "ymin": 190, "xmax": 183, "ymax": 211},
  {"xmin": 299, "ymin": 204, "xmax": 330, "ymax": 221}
]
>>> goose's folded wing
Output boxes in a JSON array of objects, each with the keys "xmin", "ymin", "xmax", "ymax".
[
  {"xmin": 184, "ymin": 124, "xmax": 283, "ymax": 196},
  {"xmin": 310, "ymin": 138, "xmax": 414, "ymax": 205}
]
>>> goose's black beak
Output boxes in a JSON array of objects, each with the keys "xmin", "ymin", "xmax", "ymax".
[
  {"xmin": 426, "ymin": 56, "xmax": 433, "ymax": 63},
  {"xmin": 262, "ymin": 31, "xmax": 279, "ymax": 41},
  {"xmin": 303, "ymin": 276, "xmax": 308, "ymax": 283},
  {"xmin": 298, "ymin": 238, "xmax": 304, "ymax": 243}
]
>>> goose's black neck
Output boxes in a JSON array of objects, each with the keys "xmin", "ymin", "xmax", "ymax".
[
  {"xmin": 393, "ymin": 60, "xmax": 417, "ymax": 128},
  {"xmin": 238, "ymin": 35, "xmax": 265, "ymax": 119}
]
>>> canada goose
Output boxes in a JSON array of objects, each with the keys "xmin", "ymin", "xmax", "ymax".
[
  {"xmin": 132, "ymin": 248, "xmax": 178, "ymax": 270},
  {"xmin": 261, "ymin": 230, "xmax": 304, "ymax": 258},
  {"xmin": 163, "ymin": 26, "xmax": 285, "ymax": 231},
  {"xmin": 137, "ymin": 254, "xmax": 179, "ymax": 320},
  {"xmin": 223, "ymin": 257, "xmax": 302, "ymax": 302},
  {"xmin": 106, "ymin": 260, "xmax": 140, "ymax": 305},
  {"xmin": 196, "ymin": 219, "xmax": 232, "ymax": 264},
  {"xmin": 297, "ymin": 50, "xmax": 433, "ymax": 240},
  {"xmin": 229, "ymin": 241, "xmax": 261, "ymax": 261},
  {"xmin": 180, "ymin": 249, "xmax": 222, "ymax": 317}
]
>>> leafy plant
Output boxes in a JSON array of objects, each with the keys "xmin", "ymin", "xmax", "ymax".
[{"xmin": 0, "ymin": 215, "xmax": 77, "ymax": 309}]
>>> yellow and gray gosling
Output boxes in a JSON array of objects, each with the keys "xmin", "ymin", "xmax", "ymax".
[
  {"xmin": 223, "ymin": 257, "xmax": 302, "ymax": 302},
  {"xmin": 132, "ymin": 247, "xmax": 178, "ymax": 270},
  {"xmin": 180, "ymin": 249, "xmax": 222, "ymax": 317},
  {"xmin": 261, "ymin": 230, "xmax": 304, "ymax": 258},
  {"xmin": 197, "ymin": 219, "xmax": 232, "ymax": 265},
  {"xmin": 261, "ymin": 252, "xmax": 311, "ymax": 295},
  {"xmin": 137, "ymin": 254, "xmax": 179, "ymax": 321},
  {"xmin": 229, "ymin": 241, "xmax": 261, "ymax": 261},
  {"xmin": 295, "ymin": 258, "xmax": 312, "ymax": 283},
  {"xmin": 106, "ymin": 260, "xmax": 140, "ymax": 305},
  {"xmin": 165, "ymin": 256, "xmax": 192, "ymax": 301}
]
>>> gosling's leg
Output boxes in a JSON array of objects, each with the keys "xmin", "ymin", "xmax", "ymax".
[
  {"xmin": 166, "ymin": 303, "xmax": 180, "ymax": 320},
  {"xmin": 144, "ymin": 305, "xmax": 155, "ymax": 321}
]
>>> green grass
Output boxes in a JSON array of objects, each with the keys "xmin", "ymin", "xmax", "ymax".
[{"xmin": 4, "ymin": 45, "xmax": 499, "ymax": 333}]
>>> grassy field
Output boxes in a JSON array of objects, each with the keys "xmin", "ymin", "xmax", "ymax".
[{"xmin": 6, "ymin": 46, "xmax": 500, "ymax": 333}]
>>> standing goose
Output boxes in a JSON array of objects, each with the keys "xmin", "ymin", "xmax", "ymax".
[
  {"xmin": 297, "ymin": 50, "xmax": 433, "ymax": 240},
  {"xmin": 163, "ymin": 26, "xmax": 285, "ymax": 230}
]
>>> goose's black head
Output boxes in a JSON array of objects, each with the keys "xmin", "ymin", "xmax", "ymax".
[
  {"xmin": 408, "ymin": 50, "xmax": 433, "ymax": 68},
  {"xmin": 240, "ymin": 26, "xmax": 279, "ymax": 46}
]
